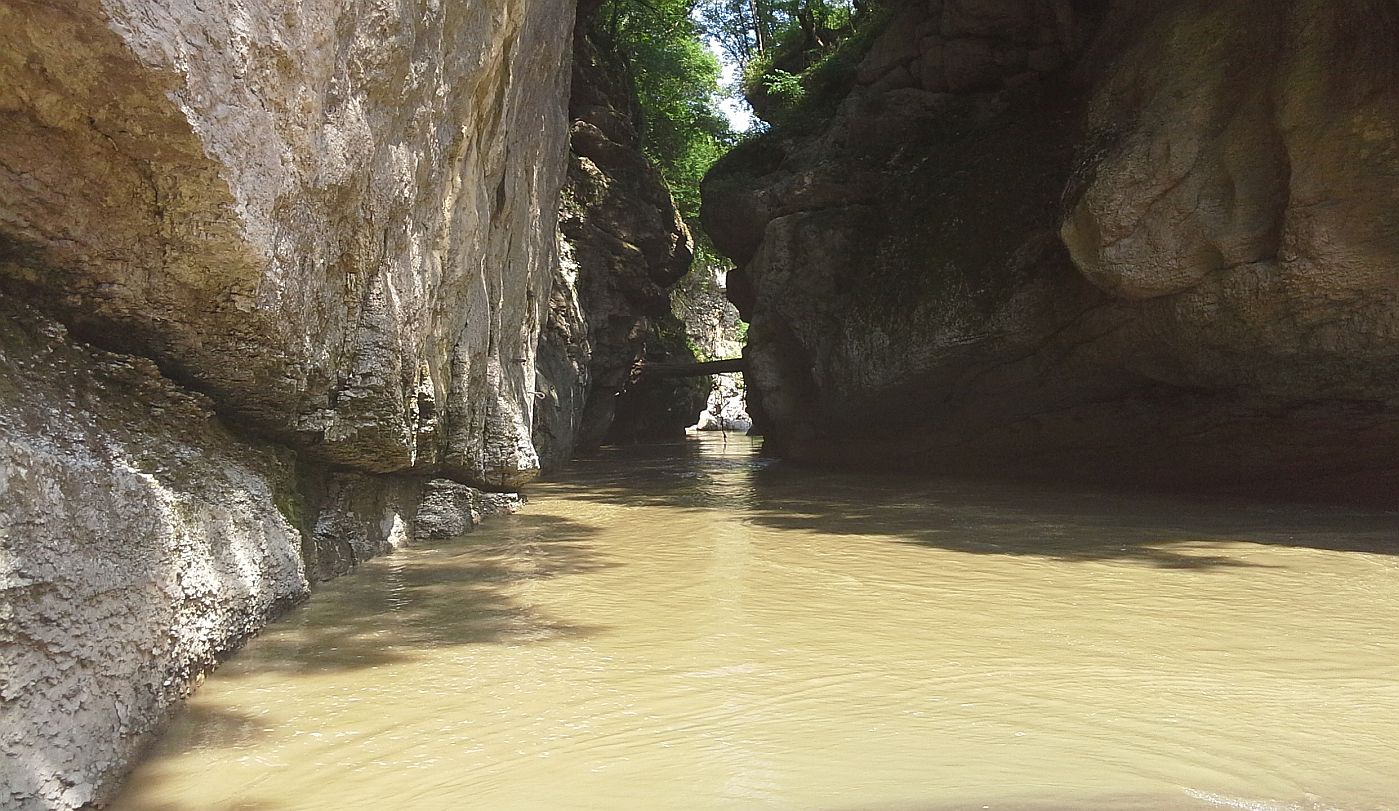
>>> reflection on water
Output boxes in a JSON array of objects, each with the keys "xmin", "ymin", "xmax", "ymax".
[{"xmin": 113, "ymin": 435, "xmax": 1399, "ymax": 810}]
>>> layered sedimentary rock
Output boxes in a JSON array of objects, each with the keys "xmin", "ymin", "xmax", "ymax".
[
  {"xmin": 533, "ymin": 20, "xmax": 707, "ymax": 468},
  {"xmin": 0, "ymin": 0, "xmax": 576, "ymax": 806},
  {"xmin": 703, "ymin": 0, "xmax": 1399, "ymax": 501}
]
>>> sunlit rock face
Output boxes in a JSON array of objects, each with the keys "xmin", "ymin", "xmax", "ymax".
[
  {"xmin": 703, "ymin": 0, "xmax": 1399, "ymax": 501},
  {"xmin": 0, "ymin": 304, "xmax": 311, "ymax": 811},
  {"xmin": 0, "ymin": 0, "xmax": 575, "ymax": 487},
  {"xmin": 0, "ymin": 0, "xmax": 576, "ymax": 806}
]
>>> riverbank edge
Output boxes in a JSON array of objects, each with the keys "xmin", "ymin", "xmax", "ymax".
[{"xmin": 0, "ymin": 302, "xmax": 526, "ymax": 810}]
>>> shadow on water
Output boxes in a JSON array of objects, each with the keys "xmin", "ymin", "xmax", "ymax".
[
  {"xmin": 215, "ymin": 513, "xmax": 618, "ymax": 678},
  {"xmin": 115, "ymin": 514, "xmax": 620, "ymax": 792},
  {"xmin": 117, "ymin": 437, "xmax": 1397, "ymax": 810},
  {"xmin": 542, "ymin": 437, "xmax": 1398, "ymax": 570},
  {"xmin": 112, "ymin": 705, "xmax": 285, "ymax": 810}
]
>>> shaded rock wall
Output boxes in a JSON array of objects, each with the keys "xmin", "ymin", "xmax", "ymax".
[
  {"xmin": 533, "ymin": 21, "xmax": 708, "ymax": 468},
  {"xmin": 703, "ymin": 0, "xmax": 1399, "ymax": 501}
]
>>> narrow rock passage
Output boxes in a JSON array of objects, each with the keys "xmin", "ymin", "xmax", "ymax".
[{"xmin": 114, "ymin": 435, "xmax": 1399, "ymax": 810}]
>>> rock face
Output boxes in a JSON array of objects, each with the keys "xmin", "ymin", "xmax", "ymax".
[
  {"xmin": 703, "ymin": 0, "xmax": 1399, "ymax": 501},
  {"xmin": 0, "ymin": 303, "xmax": 309, "ymax": 810},
  {"xmin": 0, "ymin": 0, "xmax": 577, "ymax": 807},
  {"xmin": 674, "ymin": 265, "xmax": 752, "ymax": 432},
  {"xmin": 416, "ymin": 479, "xmax": 524, "ymax": 540},
  {"xmin": 533, "ymin": 21, "xmax": 708, "ymax": 468},
  {"xmin": 0, "ymin": 0, "xmax": 574, "ymax": 487}
]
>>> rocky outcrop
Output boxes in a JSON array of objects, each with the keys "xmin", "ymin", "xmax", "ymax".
[
  {"xmin": 674, "ymin": 264, "xmax": 752, "ymax": 431},
  {"xmin": 0, "ymin": 300, "xmax": 533, "ymax": 809},
  {"xmin": 703, "ymin": 0, "xmax": 1399, "ymax": 502},
  {"xmin": 0, "ymin": 0, "xmax": 574, "ymax": 487},
  {"xmin": 0, "ymin": 0, "xmax": 577, "ymax": 807},
  {"xmin": 415, "ymin": 479, "xmax": 524, "ymax": 540},
  {"xmin": 0, "ymin": 302, "xmax": 309, "ymax": 810},
  {"xmin": 533, "ymin": 20, "xmax": 708, "ymax": 468}
]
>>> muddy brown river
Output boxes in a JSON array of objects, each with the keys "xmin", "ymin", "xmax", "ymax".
[{"xmin": 114, "ymin": 435, "xmax": 1399, "ymax": 810}]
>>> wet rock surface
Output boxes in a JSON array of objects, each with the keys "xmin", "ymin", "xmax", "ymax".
[
  {"xmin": 703, "ymin": 0, "xmax": 1399, "ymax": 502},
  {"xmin": 416, "ymin": 479, "xmax": 524, "ymax": 540}
]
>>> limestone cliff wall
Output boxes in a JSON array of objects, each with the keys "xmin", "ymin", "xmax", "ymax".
[
  {"xmin": 1, "ymin": 303, "xmax": 310, "ymax": 809},
  {"xmin": 0, "ymin": 300, "xmax": 522, "ymax": 809},
  {"xmin": 0, "ymin": 0, "xmax": 575, "ymax": 807},
  {"xmin": 703, "ymin": 0, "xmax": 1399, "ymax": 501},
  {"xmin": 1, "ymin": 0, "xmax": 574, "ymax": 486}
]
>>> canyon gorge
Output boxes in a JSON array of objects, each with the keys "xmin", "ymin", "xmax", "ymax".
[{"xmin": 1, "ymin": 0, "xmax": 1396, "ymax": 808}]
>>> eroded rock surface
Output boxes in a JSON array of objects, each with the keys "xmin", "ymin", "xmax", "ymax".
[
  {"xmin": 0, "ymin": 0, "xmax": 574, "ymax": 487},
  {"xmin": 0, "ymin": 0, "xmax": 578, "ymax": 806},
  {"xmin": 0, "ymin": 304, "xmax": 309, "ymax": 810},
  {"xmin": 416, "ymin": 478, "xmax": 524, "ymax": 540},
  {"xmin": 533, "ymin": 19, "xmax": 707, "ymax": 468},
  {"xmin": 703, "ymin": 0, "xmax": 1399, "ymax": 500},
  {"xmin": 675, "ymin": 265, "xmax": 752, "ymax": 432}
]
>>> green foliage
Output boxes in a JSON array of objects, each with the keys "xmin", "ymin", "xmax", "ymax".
[
  {"xmin": 593, "ymin": 0, "xmax": 735, "ymax": 220},
  {"xmin": 706, "ymin": 0, "xmax": 886, "ymax": 130},
  {"xmin": 587, "ymin": 0, "xmax": 885, "ymax": 214},
  {"xmin": 785, "ymin": 6, "xmax": 888, "ymax": 118},
  {"xmin": 761, "ymin": 69, "xmax": 807, "ymax": 114},
  {"xmin": 697, "ymin": 0, "xmax": 762, "ymax": 68},
  {"xmin": 700, "ymin": 0, "xmax": 858, "ymax": 74},
  {"xmin": 740, "ymin": 51, "xmax": 775, "ymax": 97}
]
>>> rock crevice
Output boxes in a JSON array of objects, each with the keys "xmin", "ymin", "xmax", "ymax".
[{"xmin": 532, "ymin": 17, "xmax": 708, "ymax": 468}]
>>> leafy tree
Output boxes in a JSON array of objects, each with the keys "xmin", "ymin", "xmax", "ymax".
[
  {"xmin": 697, "ymin": 0, "xmax": 761, "ymax": 66},
  {"xmin": 587, "ymin": 0, "xmax": 878, "ymax": 294},
  {"xmin": 592, "ymin": 0, "xmax": 735, "ymax": 220},
  {"xmin": 695, "ymin": 0, "xmax": 877, "ymax": 127},
  {"xmin": 697, "ymin": 0, "xmax": 859, "ymax": 73}
]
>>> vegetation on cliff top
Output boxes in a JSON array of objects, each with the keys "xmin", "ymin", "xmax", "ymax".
[
  {"xmin": 587, "ymin": 0, "xmax": 885, "ymax": 362},
  {"xmin": 589, "ymin": 0, "xmax": 747, "ymax": 360},
  {"xmin": 703, "ymin": 0, "xmax": 886, "ymax": 128},
  {"xmin": 592, "ymin": 0, "xmax": 733, "ymax": 220},
  {"xmin": 590, "ymin": 0, "xmax": 887, "ymax": 211}
]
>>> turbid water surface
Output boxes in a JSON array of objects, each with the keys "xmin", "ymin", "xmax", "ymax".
[{"xmin": 114, "ymin": 435, "xmax": 1399, "ymax": 810}]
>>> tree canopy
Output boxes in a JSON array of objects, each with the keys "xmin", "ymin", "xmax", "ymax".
[
  {"xmin": 590, "ymin": 0, "xmax": 882, "ymax": 211},
  {"xmin": 697, "ymin": 0, "xmax": 858, "ymax": 70},
  {"xmin": 592, "ymin": 0, "xmax": 735, "ymax": 220}
]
